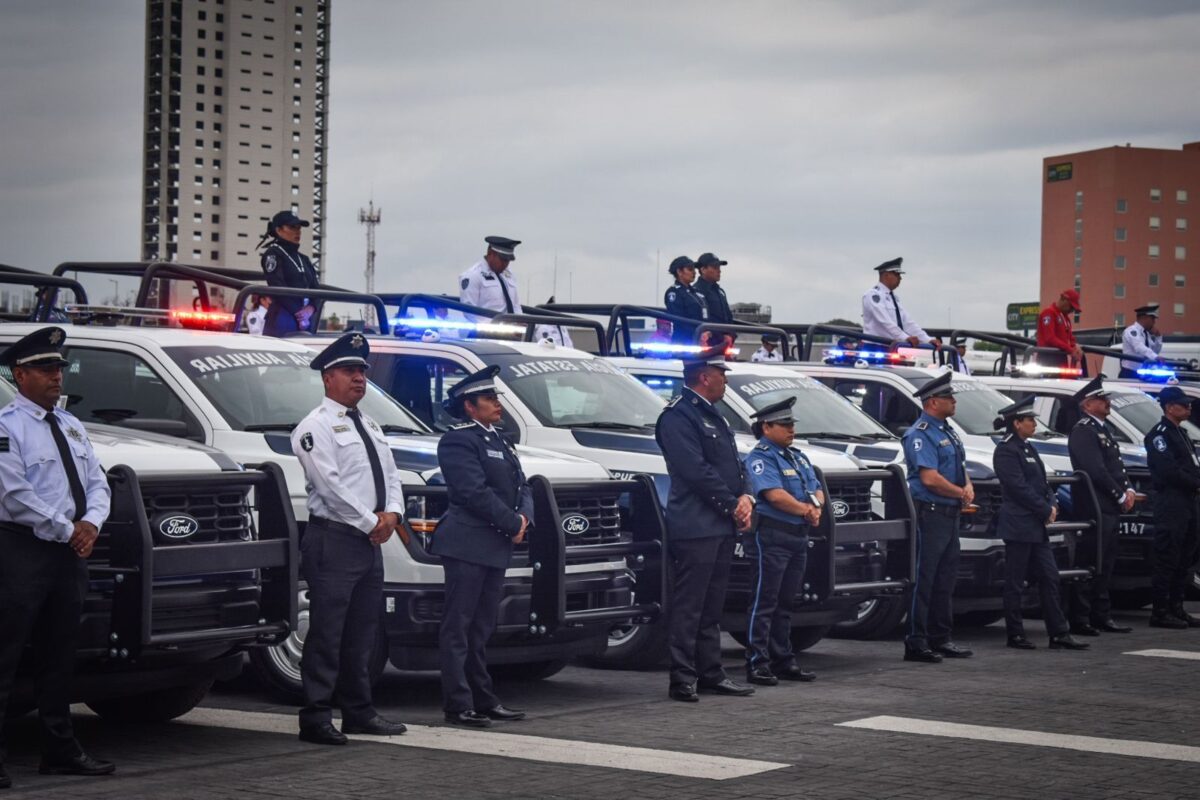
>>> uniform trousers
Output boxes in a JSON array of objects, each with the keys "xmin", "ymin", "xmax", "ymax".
[
  {"xmin": 906, "ymin": 506, "xmax": 960, "ymax": 649},
  {"xmin": 1151, "ymin": 496, "xmax": 1200, "ymax": 609},
  {"xmin": 668, "ymin": 535, "xmax": 734, "ymax": 688},
  {"xmin": 1068, "ymin": 511, "xmax": 1118, "ymax": 626},
  {"xmin": 1002, "ymin": 540, "xmax": 1069, "ymax": 638},
  {"xmin": 0, "ymin": 528, "xmax": 88, "ymax": 761},
  {"xmin": 743, "ymin": 526, "xmax": 808, "ymax": 671},
  {"xmin": 438, "ymin": 557, "xmax": 504, "ymax": 714},
  {"xmin": 299, "ymin": 519, "xmax": 383, "ymax": 730}
]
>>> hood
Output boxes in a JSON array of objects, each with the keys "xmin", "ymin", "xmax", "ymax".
[
  {"xmin": 85, "ymin": 423, "xmax": 241, "ymax": 474},
  {"xmin": 733, "ymin": 433, "xmax": 866, "ymax": 471}
]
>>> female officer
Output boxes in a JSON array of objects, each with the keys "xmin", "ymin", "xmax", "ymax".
[
  {"xmin": 663, "ymin": 255, "xmax": 708, "ymax": 343},
  {"xmin": 743, "ymin": 397, "xmax": 822, "ymax": 685}
]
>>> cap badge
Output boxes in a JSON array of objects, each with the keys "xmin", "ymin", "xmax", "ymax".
[
  {"xmin": 49, "ymin": 330, "xmax": 63, "ymax": 345},
  {"xmin": 351, "ymin": 334, "xmax": 365, "ymax": 350}
]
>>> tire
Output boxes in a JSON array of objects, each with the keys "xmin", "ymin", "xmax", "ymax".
[
  {"xmin": 580, "ymin": 620, "xmax": 669, "ymax": 670},
  {"xmin": 730, "ymin": 625, "xmax": 829, "ymax": 652},
  {"xmin": 954, "ymin": 609, "xmax": 1005, "ymax": 627},
  {"xmin": 829, "ymin": 596, "xmax": 908, "ymax": 640},
  {"xmin": 488, "ymin": 659, "xmax": 568, "ymax": 682},
  {"xmin": 86, "ymin": 680, "xmax": 213, "ymax": 723}
]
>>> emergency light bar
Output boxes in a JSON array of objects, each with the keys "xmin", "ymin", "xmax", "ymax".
[
  {"xmin": 644, "ymin": 378, "xmax": 677, "ymax": 387},
  {"xmin": 1135, "ymin": 364, "xmax": 1178, "ymax": 382},
  {"xmin": 1011, "ymin": 363, "xmax": 1084, "ymax": 378},
  {"xmin": 65, "ymin": 304, "xmax": 235, "ymax": 329},
  {"xmin": 389, "ymin": 316, "xmax": 526, "ymax": 337},
  {"xmin": 629, "ymin": 342, "xmax": 740, "ymax": 359},
  {"xmin": 822, "ymin": 348, "xmax": 914, "ymax": 366},
  {"xmin": 170, "ymin": 309, "xmax": 236, "ymax": 325}
]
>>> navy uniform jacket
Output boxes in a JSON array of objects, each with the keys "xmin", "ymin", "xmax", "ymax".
[
  {"xmin": 655, "ymin": 388, "xmax": 750, "ymax": 541},
  {"xmin": 1144, "ymin": 417, "xmax": 1200, "ymax": 498},
  {"xmin": 902, "ymin": 411, "xmax": 966, "ymax": 506},
  {"xmin": 433, "ymin": 421, "xmax": 534, "ymax": 570},
  {"xmin": 260, "ymin": 238, "xmax": 320, "ymax": 325},
  {"xmin": 745, "ymin": 438, "xmax": 821, "ymax": 529},
  {"xmin": 992, "ymin": 432, "xmax": 1055, "ymax": 543},
  {"xmin": 1067, "ymin": 415, "xmax": 1131, "ymax": 514},
  {"xmin": 664, "ymin": 281, "xmax": 709, "ymax": 323},
  {"xmin": 694, "ymin": 278, "xmax": 733, "ymax": 325}
]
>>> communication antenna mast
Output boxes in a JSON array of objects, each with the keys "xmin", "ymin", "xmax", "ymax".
[{"xmin": 358, "ymin": 200, "xmax": 381, "ymax": 328}]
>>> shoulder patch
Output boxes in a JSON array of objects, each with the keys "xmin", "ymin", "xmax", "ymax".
[
  {"xmin": 751, "ymin": 459, "xmax": 765, "ymax": 475},
  {"xmin": 665, "ymin": 397, "xmax": 681, "ymax": 408},
  {"xmin": 755, "ymin": 442, "xmax": 770, "ymax": 451},
  {"xmin": 913, "ymin": 439, "xmax": 923, "ymax": 451},
  {"xmin": 1153, "ymin": 436, "xmax": 1167, "ymax": 452},
  {"xmin": 264, "ymin": 254, "xmax": 277, "ymax": 272},
  {"xmin": 914, "ymin": 421, "xmax": 928, "ymax": 430},
  {"xmin": 449, "ymin": 421, "xmax": 475, "ymax": 430},
  {"xmin": 667, "ymin": 290, "xmax": 676, "ymax": 302},
  {"xmin": 872, "ymin": 294, "xmax": 880, "ymax": 303},
  {"xmin": 460, "ymin": 277, "xmax": 470, "ymax": 290},
  {"xmin": 300, "ymin": 432, "xmax": 314, "ymax": 452},
  {"xmin": 0, "ymin": 437, "xmax": 8, "ymax": 452}
]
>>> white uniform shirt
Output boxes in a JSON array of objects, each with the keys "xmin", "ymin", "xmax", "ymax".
[
  {"xmin": 0, "ymin": 393, "xmax": 111, "ymax": 543},
  {"xmin": 292, "ymin": 397, "xmax": 405, "ymax": 534},
  {"xmin": 861, "ymin": 282, "xmax": 932, "ymax": 344},
  {"xmin": 751, "ymin": 346, "xmax": 782, "ymax": 363},
  {"xmin": 246, "ymin": 306, "xmax": 268, "ymax": 336},
  {"xmin": 458, "ymin": 259, "xmax": 574, "ymax": 348},
  {"xmin": 1120, "ymin": 322, "xmax": 1163, "ymax": 370}
]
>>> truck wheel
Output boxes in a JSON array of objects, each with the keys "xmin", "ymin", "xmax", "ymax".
[
  {"xmin": 829, "ymin": 597, "xmax": 907, "ymax": 640},
  {"xmin": 488, "ymin": 660, "xmax": 567, "ymax": 681},
  {"xmin": 86, "ymin": 680, "xmax": 213, "ymax": 723},
  {"xmin": 581, "ymin": 620, "xmax": 670, "ymax": 670},
  {"xmin": 954, "ymin": 609, "xmax": 1005, "ymax": 627}
]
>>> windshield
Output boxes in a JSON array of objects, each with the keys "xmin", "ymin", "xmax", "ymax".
[
  {"xmin": 1111, "ymin": 391, "xmax": 1200, "ymax": 441},
  {"xmin": 164, "ymin": 345, "xmax": 429, "ymax": 433},
  {"xmin": 489, "ymin": 354, "xmax": 665, "ymax": 429},
  {"xmin": 909, "ymin": 374, "xmax": 1049, "ymax": 436},
  {"xmin": 727, "ymin": 374, "xmax": 893, "ymax": 439},
  {"xmin": 0, "ymin": 379, "xmax": 14, "ymax": 405}
]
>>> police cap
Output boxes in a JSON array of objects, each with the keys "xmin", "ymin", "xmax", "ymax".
[
  {"xmin": 448, "ymin": 365, "xmax": 504, "ymax": 402},
  {"xmin": 1072, "ymin": 374, "xmax": 1111, "ymax": 403},
  {"xmin": 1157, "ymin": 386, "xmax": 1190, "ymax": 407},
  {"xmin": 485, "ymin": 236, "xmax": 521, "ymax": 260},
  {"xmin": 310, "ymin": 332, "xmax": 371, "ymax": 372},
  {"xmin": 912, "ymin": 371, "xmax": 954, "ymax": 400},
  {"xmin": 751, "ymin": 396, "xmax": 795, "ymax": 425},
  {"xmin": 682, "ymin": 346, "xmax": 731, "ymax": 372},
  {"xmin": 696, "ymin": 252, "xmax": 727, "ymax": 268},
  {"xmin": 875, "ymin": 257, "xmax": 904, "ymax": 274},
  {"xmin": 1134, "ymin": 304, "xmax": 1160, "ymax": 318},
  {"xmin": 668, "ymin": 255, "xmax": 695, "ymax": 275},
  {"xmin": 992, "ymin": 395, "xmax": 1037, "ymax": 430},
  {"xmin": 0, "ymin": 326, "xmax": 70, "ymax": 369},
  {"xmin": 270, "ymin": 210, "xmax": 309, "ymax": 232}
]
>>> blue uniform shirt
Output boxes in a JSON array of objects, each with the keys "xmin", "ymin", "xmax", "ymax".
[
  {"xmin": 0, "ymin": 393, "xmax": 111, "ymax": 543},
  {"xmin": 745, "ymin": 437, "xmax": 822, "ymax": 526},
  {"xmin": 903, "ymin": 410, "xmax": 965, "ymax": 506}
]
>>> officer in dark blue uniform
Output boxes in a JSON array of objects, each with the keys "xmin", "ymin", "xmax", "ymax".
[
  {"xmin": 663, "ymin": 255, "xmax": 709, "ymax": 344},
  {"xmin": 992, "ymin": 397, "xmax": 1088, "ymax": 651},
  {"xmin": 655, "ymin": 347, "xmax": 756, "ymax": 702},
  {"xmin": 902, "ymin": 371, "xmax": 974, "ymax": 663},
  {"xmin": 258, "ymin": 210, "xmax": 320, "ymax": 337},
  {"xmin": 434, "ymin": 366, "xmax": 532, "ymax": 727},
  {"xmin": 1144, "ymin": 386, "xmax": 1200, "ymax": 629},
  {"xmin": 1066, "ymin": 375, "xmax": 1135, "ymax": 636},
  {"xmin": 743, "ymin": 397, "xmax": 821, "ymax": 685},
  {"xmin": 693, "ymin": 252, "xmax": 733, "ymax": 325}
]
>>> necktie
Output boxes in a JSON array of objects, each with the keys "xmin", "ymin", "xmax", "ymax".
[
  {"xmin": 497, "ymin": 274, "xmax": 515, "ymax": 313},
  {"xmin": 346, "ymin": 408, "xmax": 386, "ymax": 512},
  {"xmin": 46, "ymin": 411, "xmax": 87, "ymax": 522},
  {"xmin": 889, "ymin": 291, "xmax": 903, "ymax": 328}
]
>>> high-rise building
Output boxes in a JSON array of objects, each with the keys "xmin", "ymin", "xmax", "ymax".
[
  {"xmin": 141, "ymin": 0, "xmax": 329, "ymax": 277},
  {"xmin": 1040, "ymin": 142, "xmax": 1199, "ymax": 334}
]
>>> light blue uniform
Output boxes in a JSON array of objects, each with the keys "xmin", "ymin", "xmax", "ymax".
[
  {"xmin": 903, "ymin": 411, "xmax": 965, "ymax": 506},
  {"xmin": 746, "ymin": 440, "xmax": 822, "ymax": 526}
]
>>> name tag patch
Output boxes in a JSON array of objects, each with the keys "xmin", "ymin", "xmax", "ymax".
[
  {"xmin": 487, "ymin": 449, "xmax": 505, "ymax": 459},
  {"xmin": 333, "ymin": 425, "xmax": 350, "ymax": 433},
  {"xmin": 782, "ymin": 469, "xmax": 797, "ymax": 476}
]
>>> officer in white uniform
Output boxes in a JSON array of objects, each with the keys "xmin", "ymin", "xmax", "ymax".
[
  {"xmin": 458, "ymin": 236, "xmax": 573, "ymax": 347},
  {"xmin": 0, "ymin": 327, "xmax": 114, "ymax": 786},
  {"xmin": 861, "ymin": 258, "xmax": 941, "ymax": 348},
  {"xmin": 292, "ymin": 332, "xmax": 407, "ymax": 745},
  {"xmin": 1119, "ymin": 304, "xmax": 1163, "ymax": 378},
  {"xmin": 751, "ymin": 335, "xmax": 783, "ymax": 363}
]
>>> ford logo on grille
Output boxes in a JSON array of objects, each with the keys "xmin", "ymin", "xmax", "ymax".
[
  {"xmin": 154, "ymin": 513, "xmax": 201, "ymax": 540},
  {"xmin": 830, "ymin": 500, "xmax": 850, "ymax": 519},
  {"xmin": 561, "ymin": 514, "xmax": 590, "ymax": 535}
]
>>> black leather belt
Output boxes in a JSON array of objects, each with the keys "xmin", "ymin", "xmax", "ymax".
[
  {"xmin": 758, "ymin": 517, "xmax": 808, "ymax": 535},
  {"xmin": 917, "ymin": 502, "xmax": 961, "ymax": 518},
  {"xmin": 308, "ymin": 515, "xmax": 367, "ymax": 537},
  {"xmin": 0, "ymin": 521, "xmax": 36, "ymax": 537}
]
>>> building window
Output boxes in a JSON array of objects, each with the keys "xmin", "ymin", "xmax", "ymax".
[
  {"xmin": 196, "ymin": 83, "xmax": 205, "ymax": 94},
  {"xmin": 1151, "ymin": 188, "xmax": 1162, "ymax": 202},
  {"xmin": 211, "ymin": 233, "xmax": 220, "ymax": 242},
  {"xmin": 1113, "ymin": 313, "xmax": 1125, "ymax": 326},
  {"xmin": 193, "ymin": 213, "xmax": 203, "ymax": 223},
  {"xmin": 1175, "ymin": 303, "xmax": 1185, "ymax": 316},
  {"xmin": 1178, "ymin": 189, "xmax": 1189, "ymax": 203},
  {"xmin": 1073, "ymin": 276, "xmax": 1081, "ymax": 293},
  {"xmin": 1113, "ymin": 283, "xmax": 1125, "ymax": 299},
  {"xmin": 198, "ymin": 10, "xmax": 207, "ymax": 20},
  {"xmin": 193, "ymin": 250, "xmax": 202, "ymax": 259},
  {"xmin": 291, "ymin": 131, "xmax": 301, "ymax": 142},
  {"xmin": 291, "ymin": 185, "xmax": 299, "ymax": 196},
  {"xmin": 292, "ymin": 113, "xmax": 301, "ymax": 124},
  {"xmin": 194, "ymin": 138, "xmax": 204, "ymax": 149},
  {"xmin": 1149, "ymin": 273, "xmax": 1159, "ymax": 287},
  {"xmin": 291, "ymin": 167, "xmax": 299, "ymax": 177},
  {"xmin": 292, "ymin": 149, "xmax": 300, "ymax": 160},
  {"xmin": 198, "ymin": 47, "xmax": 206, "ymax": 57},
  {"xmin": 195, "ymin": 120, "xmax": 204, "ymax": 130},
  {"xmin": 1176, "ymin": 245, "xmax": 1187, "ymax": 260},
  {"xmin": 198, "ymin": 29, "xmax": 206, "ymax": 39},
  {"xmin": 197, "ymin": 65, "xmax": 206, "ymax": 76},
  {"xmin": 1176, "ymin": 274, "xmax": 1187, "ymax": 288},
  {"xmin": 192, "ymin": 232, "xmax": 202, "ymax": 241},
  {"xmin": 193, "ymin": 175, "xmax": 203, "ymax": 185},
  {"xmin": 1074, "ymin": 219, "xmax": 1083, "ymax": 241},
  {"xmin": 215, "ymin": 50, "xmax": 223, "ymax": 59},
  {"xmin": 1115, "ymin": 227, "xmax": 1127, "ymax": 241},
  {"xmin": 1115, "ymin": 198, "xmax": 1127, "ymax": 213},
  {"xmin": 196, "ymin": 102, "xmax": 205, "ymax": 112},
  {"xmin": 194, "ymin": 157, "xmax": 204, "ymax": 167},
  {"xmin": 293, "ymin": 96, "xmax": 301, "ymax": 106},
  {"xmin": 1073, "ymin": 246, "xmax": 1082, "ymax": 268},
  {"xmin": 294, "ymin": 42, "xmax": 303, "ymax": 52},
  {"xmin": 1177, "ymin": 218, "xmax": 1188, "ymax": 231},
  {"xmin": 1114, "ymin": 255, "xmax": 1126, "ymax": 270},
  {"xmin": 1149, "ymin": 244, "xmax": 1160, "ymax": 258},
  {"xmin": 1074, "ymin": 191, "xmax": 1083, "ymax": 212},
  {"xmin": 1150, "ymin": 216, "xmax": 1161, "ymax": 230}
]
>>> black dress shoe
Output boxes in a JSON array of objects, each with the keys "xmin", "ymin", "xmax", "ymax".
[
  {"xmin": 1070, "ymin": 623, "xmax": 1100, "ymax": 637},
  {"xmin": 746, "ymin": 666, "xmax": 778, "ymax": 686},
  {"xmin": 669, "ymin": 683, "xmax": 699, "ymax": 702},
  {"xmin": 341, "ymin": 715, "xmax": 407, "ymax": 735},
  {"xmin": 478, "ymin": 704, "xmax": 526, "ymax": 721},
  {"xmin": 38, "ymin": 752, "xmax": 116, "ymax": 776},
  {"xmin": 445, "ymin": 710, "xmax": 492, "ymax": 727},
  {"xmin": 1150, "ymin": 611, "xmax": 1189, "ymax": 629},
  {"xmin": 1049, "ymin": 633, "xmax": 1090, "ymax": 650},
  {"xmin": 1007, "ymin": 635, "xmax": 1036, "ymax": 650},
  {"xmin": 298, "ymin": 723, "xmax": 348, "ymax": 746},
  {"xmin": 1095, "ymin": 619, "xmax": 1132, "ymax": 633},
  {"xmin": 773, "ymin": 664, "xmax": 817, "ymax": 682},
  {"xmin": 1171, "ymin": 607, "xmax": 1200, "ymax": 627},
  {"xmin": 903, "ymin": 647, "xmax": 943, "ymax": 663},
  {"xmin": 934, "ymin": 642, "xmax": 974, "ymax": 658},
  {"xmin": 0, "ymin": 764, "xmax": 11, "ymax": 789},
  {"xmin": 698, "ymin": 678, "xmax": 755, "ymax": 696}
]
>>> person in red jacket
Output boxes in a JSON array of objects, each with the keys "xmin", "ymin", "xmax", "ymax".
[{"xmin": 1036, "ymin": 289, "xmax": 1084, "ymax": 366}]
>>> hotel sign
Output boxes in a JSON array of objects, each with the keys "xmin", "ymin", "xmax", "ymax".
[
  {"xmin": 1047, "ymin": 162, "xmax": 1073, "ymax": 182},
  {"xmin": 1006, "ymin": 302, "xmax": 1040, "ymax": 331}
]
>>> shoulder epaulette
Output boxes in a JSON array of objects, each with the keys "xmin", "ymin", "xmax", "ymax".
[
  {"xmin": 1001, "ymin": 433, "xmax": 1013, "ymax": 442},
  {"xmin": 755, "ymin": 442, "xmax": 770, "ymax": 451},
  {"xmin": 449, "ymin": 421, "xmax": 474, "ymax": 430},
  {"xmin": 914, "ymin": 421, "xmax": 928, "ymax": 431},
  {"xmin": 665, "ymin": 396, "xmax": 681, "ymax": 409}
]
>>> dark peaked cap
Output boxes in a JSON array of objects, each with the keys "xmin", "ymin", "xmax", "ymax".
[
  {"xmin": 751, "ymin": 396, "xmax": 796, "ymax": 424},
  {"xmin": 1072, "ymin": 374, "xmax": 1112, "ymax": 403},
  {"xmin": 912, "ymin": 371, "xmax": 955, "ymax": 400},
  {"xmin": 448, "ymin": 365, "xmax": 504, "ymax": 401},
  {"xmin": 993, "ymin": 395, "xmax": 1037, "ymax": 430},
  {"xmin": 682, "ymin": 346, "xmax": 732, "ymax": 372},
  {"xmin": 1, "ymin": 326, "xmax": 70, "ymax": 368},
  {"xmin": 310, "ymin": 332, "xmax": 371, "ymax": 371},
  {"xmin": 875, "ymin": 257, "xmax": 904, "ymax": 274},
  {"xmin": 484, "ymin": 236, "xmax": 521, "ymax": 258}
]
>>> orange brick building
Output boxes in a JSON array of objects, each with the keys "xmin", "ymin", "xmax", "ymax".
[{"xmin": 1040, "ymin": 142, "xmax": 1200, "ymax": 334}]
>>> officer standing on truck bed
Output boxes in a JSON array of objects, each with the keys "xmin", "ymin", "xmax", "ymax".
[
  {"xmin": 292, "ymin": 332, "xmax": 408, "ymax": 745},
  {"xmin": 0, "ymin": 327, "xmax": 114, "ymax": 787},
  {"xmin": 861, "ymin": 258, "xmax": 940, "ymax": 348},
  {"xmin": 1119, "ymin": 304, "xmax": 1163, "ymax": 379},
  {"xmin": 663, "ymin": 255, "xmax": 709, "ymax": 344},
  {"xmin": 258, "ymin": 210, "xmax": 321, "ymax": 337}
]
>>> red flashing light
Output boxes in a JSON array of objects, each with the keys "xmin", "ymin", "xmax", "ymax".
[{"xmin": 170, "ymin": 308, "xmax": 236, "ymax": 328}]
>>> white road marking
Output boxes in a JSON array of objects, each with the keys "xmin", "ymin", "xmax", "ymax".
[
  {"xmin": 1125, "ymin": 648, "xmax": 1200, "ymax": 661},
  {"xmin": 178, "ymin": 707, "xmax": 789, "ymax": 780},
  {"xmin": 839, "ymin": 716, "xmax": 1200, "ymax": 763}
]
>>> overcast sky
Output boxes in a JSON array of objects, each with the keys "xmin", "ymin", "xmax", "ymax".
[{"xmin": 2, "ymin": 1, "xmax": 1198, "ymax": 329}]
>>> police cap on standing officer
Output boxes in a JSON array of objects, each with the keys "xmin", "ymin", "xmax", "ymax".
[
  {"xmin": 1119, "ymin": 304, "xmax": 1164, "ymax": 378},
  {"xmin": 458, "ymin": 236, "xmax": 572, "ymax": 346},
  {"xmin": 861, "ymin": 258, "xmax": 941, "ymax": 348},
  {"xmin": 693, "ymin": 253, "xmax": 734, "ymax": 326},
  {"xmin": 258, "ymin": 210, "xmax": 321, "ymax": 337},
  {"xmin": 663, "ymin": 256, "xmax": 709, "ymax": 344}
]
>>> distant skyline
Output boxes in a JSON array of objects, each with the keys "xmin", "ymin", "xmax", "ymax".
[{"xmin": 2, "ymin": 1, "xmax": 1199, "ymax": 329}]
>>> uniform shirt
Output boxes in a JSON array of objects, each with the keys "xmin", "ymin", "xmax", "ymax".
[
  {"xmin": 261, "ymin": 238, "xmax": 320, "ymax": 321},
  {"xmin": 458, "ymin": 260, "xmax": 573, "ymax": 347},
  {"xmin": 1035, "ymin": 304, "xmax": 1077, "ymax": 354},
  {"xmin": 0, "ymin": 393, "xmax": 110, "ymax": 543},
  {"xmin": 902, "ymin": 411, "xmax": 966, "ymax": 505},
  {"xmin": 1145, "ymin": 417, "xmax": 1200, "ymax": 494},
  {"xmin": 246, "ymin": 305, "xmax": 267, "ymax": 336},
  {"xmin": 861, "ymin": 282, "xmax": 932, "ymax": 344},
  {"xmin": 992, "ymin": 432, "xmax": 1055, "ymax": 543},
  {"xmin": 694, "ymin": 278, "xmax": 733, "ymax": 325},
  {"xmin": 663, "ymin": 281, "xmax": 709, "ymax": 344},
  {"xmin": 745, "ymin": 438, "xmax": 821, "ymax": 527},
  {"xmin": 292, "ymin": 397, "xmax": 405, "ymax": 534},
  {"xmin": 751, "ymin": 346, "xmax": 782, "ymax": 363},
  {"xmin": 1067, "ymin": 414, "xmax": 1132, "ymax": 512},
  {"xmin": 1120, "ymin": 322, "xmax": 1163, "ymax": 371}
]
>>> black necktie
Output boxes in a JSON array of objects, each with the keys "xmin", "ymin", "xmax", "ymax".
[
  {"xmin": 497, "ymin": 274, "xmax": 515, "ymax": 313},
  {"xmin": 46, "ymin": 411, "xmax": 87, "ymax": 522},
  {"xmin": 889, "ymin": 291, "xmax": 903, "ymax": 327},
  {"xmin": 346, "ymin": 408, "xmax": 386, "ymax": 512}
]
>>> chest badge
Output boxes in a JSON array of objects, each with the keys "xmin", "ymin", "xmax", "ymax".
[{"xmin": 66, "ymin": 427, "xmax": 84, "ymax": 442}]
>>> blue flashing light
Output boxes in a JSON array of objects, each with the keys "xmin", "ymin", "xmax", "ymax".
[
  {"xmin": 822, "ymin": 347, "xmax": 911, "ymax": 366},
  {"xmin": 389, "ymin": 316, "xmax": 526, "ymax": 335},
  {"xmin": 645, "ymin": 378, "xmax": 676, "ymax": 387},
  {"xmin": 1136, "ymin": 364, "xmax": 1178, "ymax": 382},
  {"xmin": 631, "ymin": 342, "xmax": 704, "ymax": 355}
]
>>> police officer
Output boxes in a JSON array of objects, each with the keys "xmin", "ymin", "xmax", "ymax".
[
  {"xmin": 458, "ymin": 236, "xmax": 572, "ymax": 347},
  {"xmin": 693, "ymin": 253, "xmax": 734, "ymax": 325},
  {"xmin": 902, "ymin": 371, "xmax": 973, "ymax": 663},
  {"xmin": 663, "ymin": 255, "xmax": 709, "ymax": 344},
  {"xmin": 992, "ymin": 397, "xmax": 1088, "ymax": 651},
  {"xmin": 1119, "ymin": 304, "xmax": 1163, "ymax": 379},
  {"xmin": 0, "ymin": 328, "xmax": 114, "ymax": 786},
  {"xmin": 292, "ymin": 333, "xmax": 407, "ymax": 745},
  {"xmin": 1066, "ymin": 375, "xmax": 1135, "ymax": 636},
  {"xmin": 743, "ymin": 397, "xmax": 821, "ymax": 685},
  {"xmin": 258, "ymin": 210, "xmax": 321, "ymax": 337},
  {"xmin": 1144, "ymin": 386, "xmax": 1200, "ymax": 628},
  {"xmin": 434, "ymin": 366, "xmax": 531, "ymax": 727},
  {"xmin": 655, "ymin": 347, "xmax": 756, "ymax": 701},
  {"xmin": 751, "ymin": 335, "xmax": 783, "ymax": 363},
  {"xmin": 862, "ymin": 258, "xmax": 940, "ymax": 348}
]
